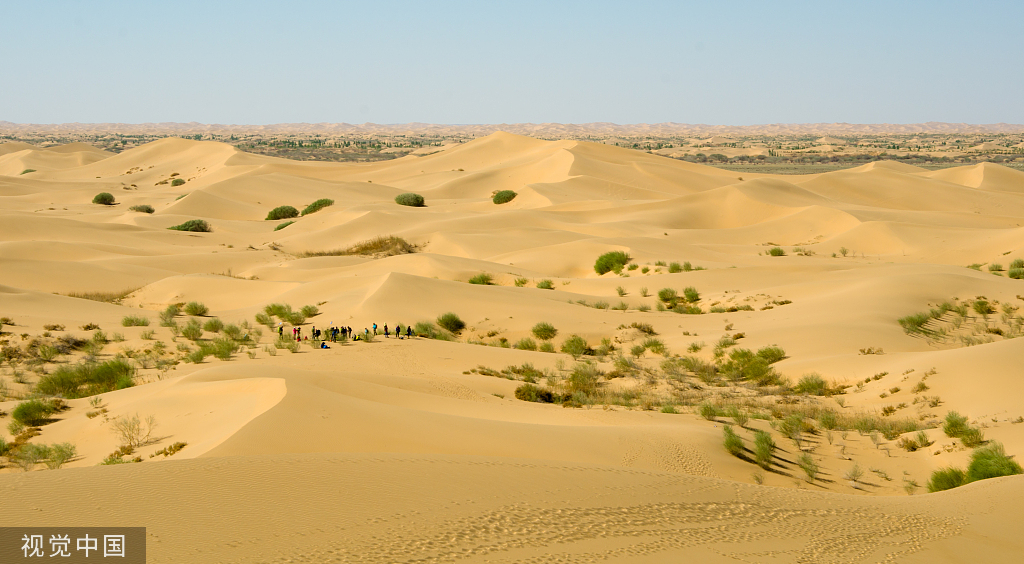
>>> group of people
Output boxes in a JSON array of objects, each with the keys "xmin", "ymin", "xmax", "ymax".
[{"xmin": 277, "ymin": 321, "xmax": 415, "ymax": 349}]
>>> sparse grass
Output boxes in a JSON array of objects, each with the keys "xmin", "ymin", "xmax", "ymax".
[
  {"xmin": 266, "ymin": 205, "xmax": 299, "ymax": 220},
  {"xmin": 92, "ymin": 192, "xmax": 115, "ymax": 205},
  {"xmin": 514, "ymin": 277, "xmax": 528, "ymax": 287},
  {"xmin": 754, "ymin": 431, "xmax": 775, "ymax": 469},
  {"xmin": 492, "ymin": 190, "xmax": 517, "ymax": 204},
  {"xmin": 128, "ymin": 204, "xmax": 155, "ymax": 213},
  {"xmin": 395, "ymin": 193, "xmax": 425, "ymax": 207},
  {"xmin": 20, "ymin": 169, "xmax": 36, "ymax": 175},
  {"xmin": 275, "ymin": 221, "xmax": 295, "ymax": 231},
  {"xmin": 798, "ymin": 453, "xmax": 819, "ymax": 483},
  {"xmin": 668, "ymin": 262, "xmax": 682, "ymax": 273},
  {"xmin": 181, "ymin": 319, "xmax": 203, "ymax": 341},
  {"xmin": 63, "ymin": 288, "xmax": 138, "ymax": 304},
  {"xmin": 967, "ymin": 442, "xmax": 1023, "ymax": 482},
  {"xmin": 299, "ymin": 235, "xmax": 415, "ymax": 258},
  {"xmin": 536, "ymin": 279, "xmax": 554, "ymax": 290},
  {"xmin": 768, "ymin": 247, "xmax": 786, "ymax": 257},
  {"xmin": 301, "ymin": 198, "xmax": 334, "ymax": 215},
  {"xmin": 121, "ymin": 315, "xmax": 149, "ymax": 327},
  {"xmin": 514, "ymin": 337, "xmax": 537, "ymax": 351},
  {"xmin": 468, "ymin": 273, "xmax": 493, "ymax": 285},
  {"xmin": 594, "ymin": 251, "xmax": 631, "ymax": 275},
  {"xmin": 203, "ymin": 318, "xmax": 224, "ymax": 332},
  {"xmin": 560, "ymin": 335, "xmax": 589, "ymax": 359},
  {"xmin": 928, "ymin": 467, "xmax": 967, "ymax": 492},
  {"xmin": 168, "ymin": 219, "xmax": 211, "ymax": 232}
]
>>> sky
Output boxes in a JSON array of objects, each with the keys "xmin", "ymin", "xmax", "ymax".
[{"xmin": 3, "ymin": 0, "xmax": 1022, "ymax": 125}]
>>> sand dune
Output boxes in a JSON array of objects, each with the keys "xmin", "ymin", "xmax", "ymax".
[{"xmin": 2, "ymin": 132, "xmax": 1023, "ymax": 562}]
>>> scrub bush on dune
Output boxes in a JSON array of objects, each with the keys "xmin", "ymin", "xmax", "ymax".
[
  {"xmin": 129, "ymin": 204, "xmax": 154, "ymax": 213},
  {"xmin": 92, "ymin": 192, "xmax": 116, "ymax": 205},
  {"xmin": 168, "ymin": 219, "xmax": 211, "ymax": 232},
  {"xmin": 594, "ymin": 251, "xmax": 631, "ymax": 275},
  {"xmin": 395, "ymin": 193, "xmax": 425, "ymax": 207},
  {"xmin": 492, "ymin": 190, "xmax": 517, "ymax": 204},
  {"xmin": 35, "ymin": 360, "xmax": 135, "ymax": 398},
  {"xmin": 532, "ymin": 322, "xmax": 558, "ymax": 341},
  {"xmin": 301, "ymin": 199, "xmax": 334, "ymax": 216},
  {"xmin": 266, "ymin": 206, "xmax": 299, "ymax": 220},
  {"xmin": 436, "ymin": 312, "xmax": 465, "ymax": 334}
]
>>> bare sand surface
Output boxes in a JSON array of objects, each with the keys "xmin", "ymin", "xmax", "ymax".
[{"xmin": 1, "ymin": 132, "xmax": 1023, "ymax": 562}]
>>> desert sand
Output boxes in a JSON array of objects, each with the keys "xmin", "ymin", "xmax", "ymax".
[{"xmin": 1, "ymin": 132, "xmax": 1023, "ymax": 562}]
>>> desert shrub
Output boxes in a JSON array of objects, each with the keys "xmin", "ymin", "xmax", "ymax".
[
  {"xmin": 275, "ymin": 221, "xmax": 295, "ymax": 231},
  {"xmin": 668, "ymin": 262, "xmax": 682, "ymax": 273},
  {"xmin": 960, "ymin": 426, "xmax": 986, "ymax": 447},
  {"xmin": 756, "ymin": 345, "xmax": 787, "ymax": 364},
  {"xmin": 298, "ymin": 305, "xmax": 318, "ymax": 318},
  {"xmin": 1011, "ymin": 258, "xmax": 1024, "ymax": 270},
  {"xmin": 719, "ymin": 349, "xmax": 780, "ymax": 386},
  {"xmin": 301, "ymin": 198, "xmax": 334, "ymax": 216},
  {"xmin": 20, "ymin": 169, "xmax": 35, "ymax": 174},
  {"xmin": 129, "ymin": 204, "xmax": 155, "ymax": 213},
  {"xmin": 594, "ymin": 251, "xmax": 631, "ymax": 275},
  {"xmin": 699, "ymin": 402, "xmax": 718, "ymax": 421},
  {"xmin": 45, "ymin": 442, "xmax": 77, "ymax": 469},
  {"xmin": 642, "ymin": 337, "xmax": 666, "ymax": 355},
  {"xmin": 754, "ymin": 431, "xmax": 775, "ymax": 469},
  {"xmin": 203, "ymin": 318, "xmax": 224, "ymax": 332},
  {"xmin": 723, "ymin": 425, "xmax": 743, "ymax": 456},
  {"xmin": 794, "ymin": 373, "xmax": 829, "ymax": 395},
  {"xmin": 110, "ymin": 413, "xmax": 157, "ymax": 450},
  {"xmin": 514, "ymin": 337, "xmax": 537, "ymax": 351},
  {"xmin": 514, "ymin": 277, "xmax": 528, "ymax": 287},
  {"xmin": 121, "ymin": 315, "xmax": 149, "ymax": 327},
  {"xmin": 266, "ymin": 205, "xmax": 299, "ymax": 220},
  {"xmin": 539, "ymin": 342, "xmax": 555, "ymax": 353},
  {"xmin": 436, "ymin": 312, "xmax": 465, "ymax": 334},
  {"xmin": 536, "ymin": 279, "xmax": 554, "ymax": 289},
  {"xmin": 92, "ymin": 192, "xmax": 116, "ymax": 205},
  {"xmin": 683, "ymin": 286, "xmax": 700, "ymax": 303},
  {"xmin": 395, "ymin": 193, "xmax": 425, "ymax": 207},
  {"xmin": 943, "ymin": 411, "xmax": 970, "ymax": 438},
  {"xmin": 12, "ymin": 399, "xmax": 62, "ymax": 426},
  {"xmin": 898, "ymin": 312, "xmax": 931, "ymax": 335},
  {"xmin": 492, "ymin": 190, "xmax": 517, "ymax": 204},
  {"xmin": 207, "ymin": 336, "xmax": 237, "ymax": 360},
  {"xmin": 12, "ymin": 443, "xmax": 50, "ymax": 471},
  {"xmin": 798, "ymin": 453, "xmax": 819, "ymax": 483},
  {"xmin": 412, "ymin": 321, "xmax": 451, "ymax": 340},
  {"xmin": 170, "ymin": 178, "xmax": 186, "ymax": 187},
  {"xmin": 181, "ymin": 319, "xmax": 203, "ymax": 341},
  {"xmin": 468, "ymin": 273, "xmax": 493, "ymax": 285},
  {"xmin": 727, "ymin": 406, "xmax": 749, "ymax": 428},
  {"xmin": 301, "ymin": 235, "xmax": 415, "ymax": 258},
  {"xmin": 818, "ymin": 410, "xmax": 838, "ymax": 430},
  {"xmin": 566, "ymin": 362, "xmax": 600, "ymax": 396},
  {"xmin": 560, "ymin": 335, "xmax": 589, "ymax": 359},
  {"xmin": 1009, "ymin": 268, "xmax": 1024, "ymax": 279},
  {"xmin": 532, "ymin": 322, "xmax": 558, "ymax": 341},
  {"xmin": 182, "ymin": 301, "xmax": 208, "ymax": 316},
  {"xmin": 657, "ymin": 288, "xmax": 678, "ymax": 304},
  {"xmin": 515, "ymin": 383, "xmax": 556, "ymax": 403},
  {"xmin": 768, "ymin": 247, "xmax": 786, "ymax": 257},
  {"xmin": 928, "ymin": 467, "xmax": 967, "ymax": 492},
  {"xmin": 168, "ymin": 219, "xmax": 210, "ymax": 232},
  {"xmin": 967, "ymin": 442, "xmax": 1023, "ymax": 482},
  {"xmin": 36, "ymin": 359, "xmax": 135, "ymax": 398}
]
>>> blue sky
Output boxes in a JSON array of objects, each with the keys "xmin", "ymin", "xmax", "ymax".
[{"xmin": 3, "ymin": 0, "xmax": 1021, "ymax": 125}]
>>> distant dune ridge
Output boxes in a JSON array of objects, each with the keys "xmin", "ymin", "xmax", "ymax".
[
  {"xmin": 2, "ymin": 120, "xmax": 1023, "ymax": 137},
  {"xmin": 1, "ymin": 132, "xmax": 1023, "ymax": 563}
]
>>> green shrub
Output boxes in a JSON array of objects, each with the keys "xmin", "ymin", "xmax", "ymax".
[
  {"xmin": 928, "ymin": 467, "xmax": 967, "ymax": 492},
  {"xmin": 437, "ymin": 312, "xmax": 465, "ymax": 334},
  {"xmin": 536, "ymin": 279, "xmax": 554, "ymax": 290},
  {"xmin": 171, "ymin": 178, "xmax": 185, "ymax": 187},
  {"xmin": 699, "ymin": 402, "xmax": 718, "ymax": 421},
  {"xmin": 818, "ymin": 410, "xmax": 838, "ymax": 430},
  {"xmin": 594, "ymin": 251, "xmax": 631, "ymax": 275},
  {"xmin": 756, "ymin": 345, "xmax": 787, "ymax": 364},
  {"xmin": 657, "ymin": 288, "xmax": 678, "ymax": 303},
  {"xmin": 1009, "ymin": 268, "xmax": 1024, "ymax": 280},
  {"xmin": 300, "ymin": 305, "xmax": 319, "ymax": 317},
  {"xmin": 668, "ymin": 262, "xmax": 682, "ymax": 273},
  {"xmin": 794, "ymin": 373, "xmax": 828, "ymax": 395},
  {"xmin": 683, "ymin": 286, "xmax": 700, "ymax": 303},
  {"xmin": 412, "ymin": 321, "xmax": 453, "ymax": 340},
  {"xmin": 514, "ymin": 383, "xmax": 556, "ymax": 403},
  {"xmin": 92, "ymin": 192, "xmax": 115, "ymax": 205},
  {"xmin": 266, "ymin": 206, "xmax": 299, "ymax": 220},
  {"xmin": 898, "ymin": 312, "xmax": 931, "ymax": 335},
  {"xmin": 301, "ymin": 198, "xmax": 334, "ymax": 215},
  {"xmin": 395, "ymin": 193, "xmax": 425, "ymax": 207},
  {"xmin": 168, "ymin": 219, "xmax": 211, "ymax": 232},
  {"xmin": 960, "ymin": 426, "xmax": 986, "ymax": 448},
  {"xmin": 129, "ymin": 204, "xmax": 155, "ymax": 214},
  {"xmin": 45, "ymin": 443, "xmax": 77, "ymax": 469},
  {"xmin": 798, "ymin": 453, "xmax": 819, "ymax": 483},
  {"xmin": 20, "ymin": 169, "xmax": 35, "ymax": 175},
  {"xmin": 514, "ymin": 338, "xmax": 537, "ymax": 351},
  {"xmin": 514, "ymin": 277, "xmax": 528, "ymax": 287},
  {"xmin": 943, "ymin": 411, "xmax": 970, "ymax": 438},
  {"xmin": 566, "ymin": 362, "xmax": 600, "ymax": 395},
  {"xmin": 186, "ymin": 349, "xmax": 207, "ymax": 364},
  {"xmin": 275, "ymin": 221, "xmax": 295, "ymax": 231},
  {"xmin": 723, "ymin": 425, "xmax": 743, "ymax": 456},
  {"xmin": 36, "ymin": 359, "xmax": 135, "ymax": 398},
  {"xmin": 12, "ymin": 399, "xmax": 61, "ymax": 426},
  {"xmin": 560, "ymin": 335, "xmax": 589, "ymax": 359},
  {"xmin": 181, "ymin": 319, "xmax": 203, "ymax": 341},
  {"xmin": 492, "ymin": 190, "xmax": 517, "ymax": 204},
  {"xmin": 768, "ymin": 247, "xmax": 786, "ymax": 257},
  {"xmin": 539, "ymin": 342, "xmax": 556, "ymax": 353},
  {"xmin": 967, "ymin": 442, "xmax": 1023, "ymax": 482},
  {"xmin": 532, "ymin": 322, "xmax": 558, "ymax": 341},
  {"xmin": 121, "ymin": 315, "xmax": 149, "ymax": 327},
  {"xmin": 468, "ymin": 273, "xmax": 493, "ymax": 285},
  {"xmin": 754, "ymin": 431, "xmax": 775, "ymax": 469},
  {"xmin": 184, "ymin": 301, "xmax": 208, "ymax": 316},
  {"xmin": 203, "ymin": 318, "xmax": 224, "ymax": 332},
  {"xmin": 1011, "ymin": 258, "xmax": 1024, "ymax": 270}
]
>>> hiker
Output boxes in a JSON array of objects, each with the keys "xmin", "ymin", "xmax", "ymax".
[
  {"xmin": 372, "ymin": 323, "xmax": 378, "ymax": 335},
  {"xmin": 278, "ymin": 325, "xmax": 284, "ymax": 337},
  {"xmin": 384, "ymin": 324, "xmax": 389, "ymax": 338},
  {"xmin": 406, "ymin": 326, "xmax": 413, "ymax": 338}
]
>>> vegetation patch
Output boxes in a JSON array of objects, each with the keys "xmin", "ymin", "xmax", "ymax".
[
  {"xmin": 168, "ymin": 219, "xmax": 211, "ymax": 232},
  {"xmin": 299, "ymin": 235, "xmax": 415, "ymax": 258},
  {"xmin": 395, "ymin": 193, "xmax": 425, "ymax": 207},
  {"xmin": 128, "ymin": 204, "xmax": 155, "ymax": 213},
  {"xmin": 492, "ymin": 190, "xmax": 517, "ymax": 204},
  {"xmin": 36, "ymin": 359, "xmax": 135, "ymax": 398},
  {"xmin": 301, "ymin": 198, "xmax": 334, "ymax": 215},
  {"xmin": 92, "ymin": 192, "xmax": 116, "ymax": 205},
  {"xmin": 594, "ymin": 251, "xmax": 631, "ymax": 275},
  {"xmin": 266, "ymin": 205, "xmax": 299, "ymax": 220}
]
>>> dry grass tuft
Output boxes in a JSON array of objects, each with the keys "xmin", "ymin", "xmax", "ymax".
[{"xmin": 299, "ymin": 235, "xmax": 416, "ymax": 258}]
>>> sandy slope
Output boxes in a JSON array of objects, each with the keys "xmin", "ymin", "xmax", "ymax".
[{"xmin": 1, "ymin": 133, "xmax": 1023, "ymax": 562}]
